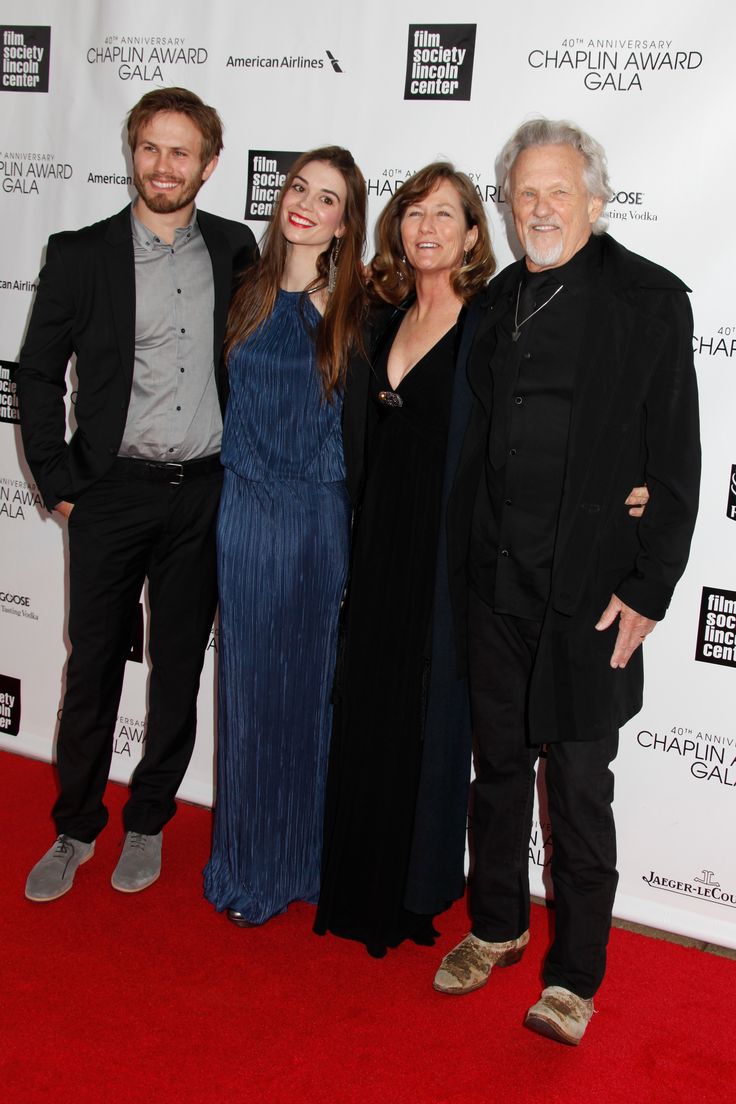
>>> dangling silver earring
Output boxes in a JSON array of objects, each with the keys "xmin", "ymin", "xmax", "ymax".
[
  {"xmin": 328, "ymin": 237, "xmax": 342, "ymax": 294},
  {"xmin": 463, "ymin": 250, "xmax": 469, "ymax": 267},
  {"xmin": 397, "ymin": 253, "xmax": 407, "ymax": 282}
]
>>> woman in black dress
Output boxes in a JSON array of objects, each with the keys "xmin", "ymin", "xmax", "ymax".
[{"xmin": 315, "ymin": 164, "xmax": 496, "ymax": 956}]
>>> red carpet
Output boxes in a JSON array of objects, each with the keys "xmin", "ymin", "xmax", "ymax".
[{"xmin": 2, "ymin": 749, "xmax": 734, "ymax": 1104}]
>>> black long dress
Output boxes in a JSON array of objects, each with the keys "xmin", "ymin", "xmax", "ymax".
[{"xmin": 315, "ymin": 321, "xmax": 456, "ymax": 957}]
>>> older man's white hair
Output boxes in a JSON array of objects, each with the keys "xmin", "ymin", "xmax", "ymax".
[{"xmin": 500, "ymin": 118, "xmax": 612, "ymax": 234}]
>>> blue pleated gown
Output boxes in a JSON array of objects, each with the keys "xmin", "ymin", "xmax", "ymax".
[{"xmin": 203, "ymin": 291, "xmax": 350, "ymax": 923}]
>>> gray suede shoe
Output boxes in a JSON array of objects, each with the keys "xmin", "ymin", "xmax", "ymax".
[
  {"xmin": 433, "ymin": 929, "xmax": 530, "ymax": 994},
  {"xmin": 25, "ymin": 835, "xmax": 95, "ymax": 902},
  {"xmin": 111, "ymin": 831, "xmax": 162, "ymax": 893},
  {"xmin": 525, "ymin": 986, "xmax": 595, "ymax": 1045}
]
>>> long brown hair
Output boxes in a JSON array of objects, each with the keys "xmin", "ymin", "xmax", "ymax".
[
  {"xmin": 370, "ymin": 162, "xmax": 496, "ymax": 307},
  {"xmin": 226, "ymin": 146, "xmax": 367, "ymax": 401}
]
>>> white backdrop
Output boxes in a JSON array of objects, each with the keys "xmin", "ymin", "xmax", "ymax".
[{"xmin": 1, "ymin": 0, "xmax": 734, "ymax": 949}]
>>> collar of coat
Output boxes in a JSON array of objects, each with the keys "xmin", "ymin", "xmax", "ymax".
[{"xmin": 480, "ymin": 232, "xmax": 690, "ymax": 315}]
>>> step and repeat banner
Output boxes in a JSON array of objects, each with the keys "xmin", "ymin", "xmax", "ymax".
[{"xmin": 0, "ymin": 0, "xmax": 734, "ymax": 948}]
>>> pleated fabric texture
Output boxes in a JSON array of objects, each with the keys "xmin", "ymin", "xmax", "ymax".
[{"xmin": 204, "ymin": 291, "xmax": 350, "ymax": 924}]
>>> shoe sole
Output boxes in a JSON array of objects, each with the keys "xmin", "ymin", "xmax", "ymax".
[
  {"xmin": 525, "ymin": 1011, "xmax": 582, "ymax": 1046},
  {"xmin": 226, "ymin": 910, "xmax": 255, "ymax": 928},
  {"xmin": 433, "ymin": 945, "xmax": 526, "ymax": 995},
  {"xmin": 25, "ymin": 842, "xmax": 96, "ymax": 903},
  {"xmin": 433, "ymin": 975, "xmax": 490, "ymax": 995},
  {"xmin": 110, "ymin": 869, "xmax": 160, "ymax": 893}
]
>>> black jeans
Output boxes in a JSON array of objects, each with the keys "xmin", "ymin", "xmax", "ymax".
[
  {"xmin": 467, "ymin": 590, "xmax": 619, "ymax": 999},
  {"xmin": 52, "ymin": 463, "xmax": 222, "ymax": 842}
]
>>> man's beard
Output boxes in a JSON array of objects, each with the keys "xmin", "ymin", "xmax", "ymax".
[
  {"xmin": 523, "ymin": 224, "xmax": 563, "ymax": 268},
  {"xmin": 134, "ymin": 171, "xmax": 203, "ymax": 215}
]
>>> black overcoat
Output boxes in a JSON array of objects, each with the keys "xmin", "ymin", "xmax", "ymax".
[{"xmin": 447, "ymin": 233, "xmax": 701, "ymax": 744}]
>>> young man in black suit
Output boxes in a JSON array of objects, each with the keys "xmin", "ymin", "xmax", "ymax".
[{"xmin": 17, "ymin": 87, "xmax": 257, "ymax": 901}]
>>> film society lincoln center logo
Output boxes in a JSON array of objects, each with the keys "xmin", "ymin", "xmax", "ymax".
[
  {"xmin": 0, "ymin": 361, "xmax": 19, "ymax": 424},
  {"xmin": 1, "ymin": 26, "xmax": 50, "ymax": 91},
  {"xmin": 404, "ymin": 25, "xmax": 476, "ymax": 101},
  {"xmin": 0, "ymin": 674, "xmax": 21, "ymax": 736},
  {"xmin": 245, "ymin": 151, "xmax": 300, "ymax": 222},
  {"xmin": 695, "ymin": 586, "xmax": 736, "ymax": 669}
]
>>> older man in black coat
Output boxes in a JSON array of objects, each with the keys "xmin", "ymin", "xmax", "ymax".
[{"xmin": 433, "ymin": 119, "xmax": 700, "ymax": 1044}]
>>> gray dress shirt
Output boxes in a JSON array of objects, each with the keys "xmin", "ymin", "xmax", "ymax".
[{"xmin": 119, "ymin": 207, "xmax": 221, "ymax": 461}]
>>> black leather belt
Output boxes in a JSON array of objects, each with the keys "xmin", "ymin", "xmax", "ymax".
[{"xmin": 112, "ymin": 454, "xmax": 222, "ymax": 485}]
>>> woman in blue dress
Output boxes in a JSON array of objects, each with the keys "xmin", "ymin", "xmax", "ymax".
[{"xmin": 204, "ymin": 147, "xmax": 368, "ymax": 926}]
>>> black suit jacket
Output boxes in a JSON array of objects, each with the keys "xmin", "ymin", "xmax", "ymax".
[
  {"xmin": 447, "ymin": 234, "xmax": 701, "ymax": 741},
  {"xmin": 16, "ymin": 204, "xmax": 257, "ymax": 508}
]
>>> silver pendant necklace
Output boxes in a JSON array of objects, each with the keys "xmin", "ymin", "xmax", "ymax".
[{"xmin": 512, "ymin": 281, "xmax": 564, "ymax": 342}]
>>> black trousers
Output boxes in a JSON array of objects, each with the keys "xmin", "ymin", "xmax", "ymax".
[
  {"xmin": 52, "ymin": 462, "xmax": 222, "ymax": 843},
  {"xmin": 467, "ymin": 590, "xmax": 619, "ymax": 999}
]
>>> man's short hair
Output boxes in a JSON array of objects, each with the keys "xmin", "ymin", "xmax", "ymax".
[
  {"xmin": 126, "ymin": 87, "xmax": 224, "ymax": 166},
  {"xmin": 500, "ymin": 118, "xmax": 611, "ymax": 233}
]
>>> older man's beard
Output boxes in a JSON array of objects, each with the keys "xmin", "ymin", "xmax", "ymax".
[
  {"xmin": 134, "ymin": 170, "xmax": 204, "ymax": 215},
  {"xmin": 523, "ymin": 222, "xmax": 564, "ymax": 268}
]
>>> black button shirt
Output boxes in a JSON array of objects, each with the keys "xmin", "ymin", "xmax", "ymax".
[{"xmin": 469, "ymin": 236, "xmax": 600, "ymax": 619}]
